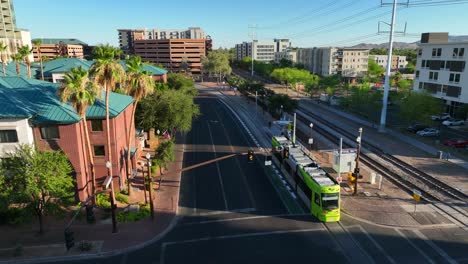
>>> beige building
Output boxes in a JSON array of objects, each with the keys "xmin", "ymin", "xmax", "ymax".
[
  {"xmin": 118, "ymin": 27, "xmax": 206, "ymax": 54},
  {"xmin": 369, "ymin": 55, "xmax": 408, "ymax": 71},
  {"xmin": 297, "ymin": 47, "xmax": 369, "ymax": 79},
  {"xmin": 0, "ymin": 0, "xmax": 32, "ymax": 62},
  {"xmin": 134, "ymin": 38, "xmax": 206, "ymax": 74},
  {"xmin": 274, "ymin": 49, "xmax": 297, "ymax": 64}
]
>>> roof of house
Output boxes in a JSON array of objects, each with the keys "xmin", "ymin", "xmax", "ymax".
[
  {"xmin": 32, "ymin": 38, "xmax": 88, "ymax": 46},
  {"xmin": 4, "ymin": 62, "xmax": 34, "ymax": 78},
  {"xmin": 39, "ymin": 58, "xmax": 167, "ymax": 78},
  {"xmin": 0, "ymin": 77, "xmax": 134, "ymax": 124}
]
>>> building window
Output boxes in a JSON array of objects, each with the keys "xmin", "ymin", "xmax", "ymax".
[
  {"xmin": 453, "ymin": 47, "xmax": 465, "ymax": 57},
  {"xmin": 418, "ymin": 82, "xmax": 423, "ymax": 89},
  {"xmin": 422, "ymin": 60, "xmax": 426, "ymax": 68},
  {"xmin": 0, "ymin": 130, "xmax": 18, "ymax": 143},
  {"xmin": 429, "ymin": 71, "xmax": 439, "ymax": 80},
  {"xmin": 440, "ymin": 61, "xmax": 446, "ymax": 69},
  {"xmin": 418, "ymin": 49, "xmax": 422, "ymax": 56},
  {"xmin": 93, "ymin": 145, "xmax": 105, "ymax": 156},
  {"xmin": 40, "ymin": 126, "xmax": 60, "ymax": 139},
  {"xmin": 415, "ymin": 70, "xmax": 420, "ymax": 78},
  {"xmin": 449, "ymin": 73, "xmax": 461, "ymax": 83},
  {"xmin": 91, "ymin": 120, "xmax": 103, "ymax": 131},
  {"xmin": 432, "ymin": 48, "xmax": 442, "ymax": 57}
]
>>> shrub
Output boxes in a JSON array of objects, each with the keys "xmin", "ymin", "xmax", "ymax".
[
  {"xmin": 78, "ymin": 241, "xmax": 93, "ymax": 252},
  {"xmin": 116, "ymin": 204, "xmax": 151, "ymax": 222},
  {"xmin": 96, "ymin": 193, "xmax": 111, "ymax": 209},
  {"xmin": 115, "ymin": 193, "xmax": 129, "ymax": 204}
]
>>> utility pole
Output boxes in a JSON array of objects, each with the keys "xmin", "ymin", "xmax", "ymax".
[
  {"xmin": 354, "ymin": 128, "xmax": 363, "ymax": 196},
  {"xmin": 379, "ymin": 0, "xmax": 408, "ymax": 132},
  {"xmin": 255, "ymin": 91, "xmax": 258, "ymax": 120},
  {"xmin": 292, "ymin": 113, "xmax": 297, "ymax": 145},
  {"xmin": 146, "ymin": 153, "xmax": 155, "ymax": 220},
  {"xmin": 248, "ymin": 25, "xmax": 257, "ymax": 77}
]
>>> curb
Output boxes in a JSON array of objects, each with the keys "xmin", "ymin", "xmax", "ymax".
[{"xmin": 1, "ymin": 215, "xmax": 181, "ymax": 264}]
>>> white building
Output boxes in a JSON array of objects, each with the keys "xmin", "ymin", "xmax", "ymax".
[
  {"xmin": 274, "ymin": 49, "xmax": 297, "ymax": 64},
  {"xmin": 235, "ymin": 39, "xmax": 291, "ymax": 63},
  {"xmin": 0, "ymin": 119, "xmax": 34, "ymax": 158},
  {"xmin": 413, "ymin": 32, "xmax": 468, "ymax": 111},
  {"xmin": 297, "ymin": 47, "xmax": 369, "ymax": 79},
  {"xmin": 369, "ymin": 55, "xmax": 408, "ymax": 71}
]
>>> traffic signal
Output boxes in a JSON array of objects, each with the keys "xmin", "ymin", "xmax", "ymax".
[
  {"xmin": 86, "ymin": 204, "xmax": 95, "ymax": 223},
  {"xmin": 64, "ymin": 228, "xmax": 75, "ymax": 251},
  {"xmin": 248, "ymin": 150, "xmax": 254, "ymax": 162},
  {"xmin": 283, "ymin": 147, "xmax": 289, "ymax": 159}
]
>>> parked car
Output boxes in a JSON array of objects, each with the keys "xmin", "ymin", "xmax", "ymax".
[
  {"xmin": 416, "ymin": 128, "xmax": 440, "ymax": 137},
  {"xmin": 431, "ymin": 113, "xmax": 451, "ymax": 121},
  {"xmin": 443, "ymin": 138, "xmax": 468, "ymax": 148},
  {"xmin": 406, "ymin": 123, "xmax": 428, "ymax": 133},
  {"xmin": 442, "ymin": 119, "xmax": 465, "ymax": 126}
]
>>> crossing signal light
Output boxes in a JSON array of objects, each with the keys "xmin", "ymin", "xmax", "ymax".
[
  {"xmin": 248, "ymin": 150, "xmax": 254, "ymax": 162},
  {"xmin": 283, "ymin": 147, "xmax": 289, "ymax": 159},
  {"xmin": 64, "ymin": 228, "xmax": 75, "ymax": 251}
]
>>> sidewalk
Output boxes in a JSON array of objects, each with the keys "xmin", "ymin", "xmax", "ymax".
[
  {"xmin": 0, "ymin": 140, "xmax": 185, "ymax": 263},
  {"xmin": 198, "ymin": 83, "xmax": 461, "ymax": 229}
]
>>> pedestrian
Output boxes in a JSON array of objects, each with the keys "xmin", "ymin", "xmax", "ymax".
[{"xmin": 446, "ymin": 152, "xmax": 451, "ymax": 161}]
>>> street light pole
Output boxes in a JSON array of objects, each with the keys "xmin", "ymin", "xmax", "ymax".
[
  {"xmin": 354, "ymin": 128, "xmax": 363, "ymax": 196},
  {"xmin": 106, "ymin": 161, "xmax": 118, "ymax": 233},
  {"xmin": 280, "ymin": 105, "xmax": 283, "ymax": 120},
  {"xmin": 146, "ymin": 153, "xmax": 155, "ymax": 220}
]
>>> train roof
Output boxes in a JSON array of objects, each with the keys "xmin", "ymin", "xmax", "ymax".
[{"xmin": 303, "ymin": 167, "xmax": 336, "ymax": 186}]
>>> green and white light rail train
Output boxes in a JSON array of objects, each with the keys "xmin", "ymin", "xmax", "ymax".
[{"xmin": 272, "ymin": 136, "xmax": 340, "ymax": 222}]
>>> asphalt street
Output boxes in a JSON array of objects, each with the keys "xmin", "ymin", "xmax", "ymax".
[{"xmin": 50, "ymin": 89, "xmax": 468, "ymax": 264}]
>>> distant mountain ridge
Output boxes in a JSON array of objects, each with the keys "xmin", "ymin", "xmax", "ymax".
[{"xmin": 349, "ymin": 35, "xmax": 468, "ymax": 49}]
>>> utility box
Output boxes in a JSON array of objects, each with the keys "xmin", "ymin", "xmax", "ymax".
[{"xmin": 332, "ymin": 148, "xmax": 357, "ymax": 173}]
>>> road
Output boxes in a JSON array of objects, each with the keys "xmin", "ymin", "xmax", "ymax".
[{"xmin": 55, "ymin": 89, "xmax": 467, "ymax": 264}]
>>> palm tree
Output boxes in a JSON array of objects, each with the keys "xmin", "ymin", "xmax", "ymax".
[
  {"xmin": 33, "ymin": 39, "xmax": 44, "ymax": 80},
  {"xmin": 58, "ymin": 66, "xmax": 99, "ymax": 200},
  {"xmin": 89, "ymin": 45, "xmax": 126, "ymax": 192},
  {"xmin": 124, "ymin": 56, "xmax": 155, "ymax": 194},
  {"xmin": 18, "ymin": 45, "xmax": 33, "ymax": 78},
  {"xmin": 0, "ymin": 42, "xmax": 7, "ymax": 76},
  {"xmin": 11, "ymin": 53, "xmax": 22, "ymax": 76}
]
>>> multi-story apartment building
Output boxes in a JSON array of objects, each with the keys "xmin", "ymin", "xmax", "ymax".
[
  {"xmin": 118, "ymin": 27, "xmax": 206, "ymax": 54},
  {"xmin": 413, "ymin": 32, "xmax": 468, "ymax": 112},
  {"xmin": 235, "ymin": 39, "xmax": 291, "ymax": 63},
  {"xmin": 32, "ymin": 38, "xmax": 87, "ymax": 60},
  {"xmin": 0, "ymin": 0, "xmax": 32, "ymax": 62},
  {"xmin": 134, "ymin": 38, "xmax": 206, "ymax": 74},
  {"xmin": 0, "ymin": 77, "xmax": 140, "ymax": 201},
  {"xmin": 369, "ymin": 55, "xmax": 408, "ymax": 71},
  {"xmin": 297, "ymin": 47, "xmax": 369, "ymax": 79},
  {"xmin": 274, "ymin": 49, "xmax": 297, "ymax": 64}
]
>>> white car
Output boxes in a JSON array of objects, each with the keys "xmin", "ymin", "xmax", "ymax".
[
  {"xmin": 442, "ymin": 119, "xmax": 465, "ymax": 126},
  {"xmin": 431, "ymin": 113, "xmax": 451, "ymax": 121},
  {"xmin": 417, "ymin": 128, "xmax": 440, "ymax": 137}
]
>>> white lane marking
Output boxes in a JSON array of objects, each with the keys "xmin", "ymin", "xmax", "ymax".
[
  {"xmin": 163, "ymin": 227, "xmax": 326, "ymax": 247},
  {"xmin": 206, "ymin": 121, "xmax": 229, "ymax": 211},
  {"xmin": 394, "ymin": 229, "xmax": 435, "ymax": 264},
  {"xmin": 413, "ymin": 230, "xmax": 458, "ymax": 264},
  {"xmin": 181, "ymin": 213, "xmax": 310, "ymax": 226},
  {"xmin": 356, "ymin": 225, "xmax": 397, "ymax": 264},
  {"xmin": 328, "ymin": 223, "xmax": 375, "ymax": 264},
  {"xmin": 191, "ymin": 208, "xmax": 256, "ymax": 217},
  {"xmin": 160, "ymin": 243, "xmax": 167, "ymax": 264}
]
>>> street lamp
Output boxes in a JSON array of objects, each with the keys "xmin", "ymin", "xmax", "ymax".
[
  {"xmin": 353, "ymin": 127, "xmax": 363, "ymax": 196},
  {"xmin": 309, "ymin": 123, "xmax": 314, "ymax": 150},
  {"xmin": 280, "ymin": 105, "xmax": 283, "ymax": 119},
  {"xmin": 145, "ymin": 153, "xmax": 155, "ymax": 220},
  {"xmin": 106, "ymin": 161, "xmax": 118, "ymax": 233}
]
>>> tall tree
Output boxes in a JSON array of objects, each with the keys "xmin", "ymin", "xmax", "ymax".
[
  {"xmin": 154, "ymin": 139, "xmax": 175, "ymax": 176},
  {"xmin": 202, "ymin": 50, "xmax": 232, "ymax": 83},
  {"xmin": 0, "ymin": 42, "xmax": 7, "ymax": 76},
  {"xmin": 11, "ymin": 53, "xmax": 22, "ymax": 76},
  {"xmin": 58, "ymin": 66, "xmax": 99, "ymax": 200},
  {"xmin": 18, "ymin": 45, "xmax": 33, "ymax": 78},
  {"xmin": 0, "ymin": 145, "xmax": 73, "ymax": 234},
  {"xmin": 90, "ymin": 45, "xmax": 126, "ymax": 190},
  {"xmin": 33, "ymin": 39, "xmax": 45, "ymax": 80},
  {"xmin": 368, "ymin": 58, "xmax": 385, "ymax": 77},
  {"xmin": 124, "ymin": 56, "xmax": 155, "ymax": 193},
  {"xmin": 179, "ymin": 56, "xmax": 190, "ymax": 74}
]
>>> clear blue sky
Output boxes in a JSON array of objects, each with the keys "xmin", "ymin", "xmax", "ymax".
[{"xmin": 13, "ymin": 0, "xmax": 468, "ymax": 49}]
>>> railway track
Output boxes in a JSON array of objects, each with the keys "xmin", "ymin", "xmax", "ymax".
[{"xmin": 293, "ymin": 105, "xmax": 468, "ymax": 228}]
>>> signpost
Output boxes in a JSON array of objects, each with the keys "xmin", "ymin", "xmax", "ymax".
[
  {"xmin": 413, "ymin": 189, "xmax": 421, "ymax": 213},
  {"xmin": 104, "ymin": 175, "xmax": 112, "ymax": 189}
]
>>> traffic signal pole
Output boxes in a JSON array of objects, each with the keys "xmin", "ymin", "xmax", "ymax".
[{"xmin": 354, "ymin": 128, "xmax": 363, "ymax": 196}]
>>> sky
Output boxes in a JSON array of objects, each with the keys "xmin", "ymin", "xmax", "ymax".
[{"xmin": 13, "ymin": 0, "xmax": 468, "ymax": 49}]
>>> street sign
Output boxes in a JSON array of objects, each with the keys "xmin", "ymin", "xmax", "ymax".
[
  {"xmin": 336, "ymin": 176, "xmax": 343, "ymax": 183},
  {"xmin": 104, "ymin": 175, "xmax": 112, "ymax": 189},
  {"xmin": 308, "ymin": 138, "xmax": 313, "ymax": 144},
  {"xmin": 413, "ymin": 189, "xmax": 421, "ymax": 202}
]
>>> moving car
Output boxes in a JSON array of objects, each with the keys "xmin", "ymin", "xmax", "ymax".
[
  {"xmin": 442, "ymin": 119, "xmax": 465, "ymax": 126},
  {"xmin": 443, "ymin": 138, "xmax": 468, "ymax": 148},
  {"xmin": 416, "ymin": 128, "xmax": 440, "ymax": 137},
  {"xmin": 431, "ymin": 113, "xmax": 451, "ymax": 121},
  {"xmin": 406, "ymin": 123, "xmax": 428, "ymax": 133}
]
